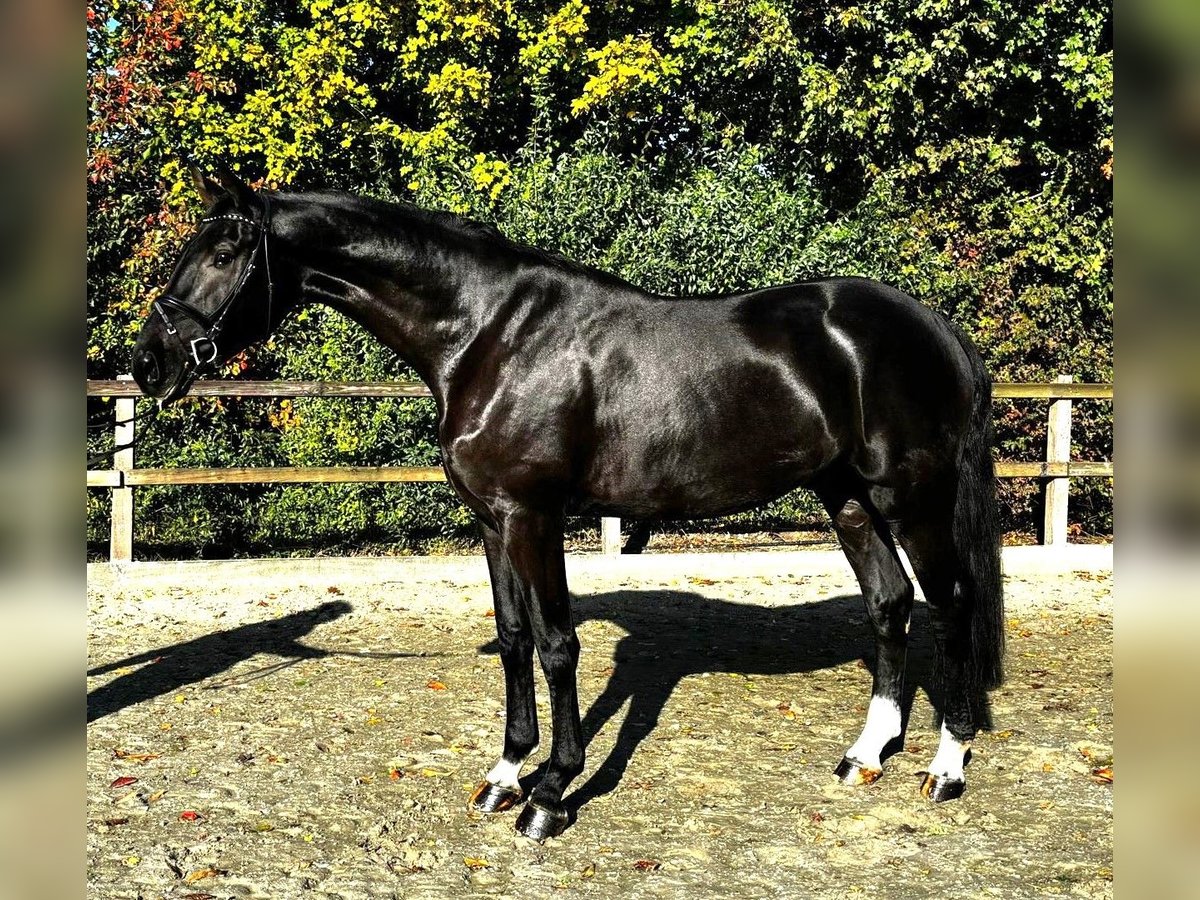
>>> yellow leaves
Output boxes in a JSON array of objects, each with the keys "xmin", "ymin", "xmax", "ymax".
[
  {"xmin": 519, "ymin": 0, "xmax": 590, "ymax": 75},
  {"xmin": 572, "ymin": 36, "xmax": 681, "ymax": 116},
  {"xmin": 463, "ymin": 856, "xmax": 490, "ymax": 870},
  {"xmin": 830, "ymin": 6, "xmax": 871, "ymax": 31},
  {"xmin": 267, "ymin": 399, "xmax": 301, "ymax": 432},
  {"xmin": 401, "ymin": 0, "xmax": 505, "ymax": 69},
  {"xmin": 424, "ymin": 61, "xmax": 492, "ymax": 111},
  {"xmin": 469, "ymin": 155, "xmax": 512, "ymax": 200}
]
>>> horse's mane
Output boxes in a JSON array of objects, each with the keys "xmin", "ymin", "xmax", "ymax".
[{"xmin": 297, "ymin": 190, "xmax": 610, "ymax": 283}]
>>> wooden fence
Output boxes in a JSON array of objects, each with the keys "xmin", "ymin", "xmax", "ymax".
[{"xmin": 87, "ymin": 376, "xmax": 1113, "ymax": 562}]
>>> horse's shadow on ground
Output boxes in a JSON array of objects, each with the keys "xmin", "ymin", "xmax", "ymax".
[
  {"xmin": 86, "ymin": 599, "xmax": 424, "ymax": 723},
  {"xmin": 87, "ymin": 588, "xmax": 951, "ymax": 824},
  {"xmin": 481, "ymin": 589, "xmax": 944, "ymax": 819}
]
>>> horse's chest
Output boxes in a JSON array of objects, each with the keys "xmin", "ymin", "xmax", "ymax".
[{"xmin": 439, "ymin": 388, "xmax": 584, "ymax": 502}]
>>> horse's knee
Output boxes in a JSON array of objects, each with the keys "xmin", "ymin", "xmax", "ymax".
[
  {"xmin": 537, "ymin": 631, "xmax": 580, "ymax": 679},
  {"xmin": 497, "ymin": 627, "xmax": 533, "ymax": 663},
  {"xmin": 834, "ymin": 500, "xmax": 873, "ymax": 533}
]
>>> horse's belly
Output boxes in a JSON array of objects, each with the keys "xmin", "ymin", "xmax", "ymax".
[
  {"xmin": 580, "ymin": 394, "xmax": 838, "ymax": 519},
  {"xmin": 579, "ymin": 460, "xmax": 815, "ymax": 520}
]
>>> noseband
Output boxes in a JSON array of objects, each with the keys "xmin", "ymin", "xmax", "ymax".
[{"xmin": 153, "ymin": 194, "xmax": 275, "ymax": 370}]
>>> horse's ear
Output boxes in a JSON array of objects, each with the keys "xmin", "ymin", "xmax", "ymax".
[
  {"xmin": 189, "ymin": 165, "xmax": 221, "ymax": 207},
  {"xmin": 213, "ymin": 164, "xmax": 257, "ymax": 210}
]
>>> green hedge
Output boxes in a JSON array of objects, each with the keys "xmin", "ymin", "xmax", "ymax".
[{"xmin": 87, "ymin": 1, "xmax": 1111, "ymax": 557}]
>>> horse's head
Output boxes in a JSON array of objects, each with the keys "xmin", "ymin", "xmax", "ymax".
[{"xmin": 132, "ymin": 167, "xmax": 285, "ymax": 403}]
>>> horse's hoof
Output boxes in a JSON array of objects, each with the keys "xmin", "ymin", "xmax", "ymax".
[
  {"xmin": 515, "ymin": 801, "xmax": 568, "ymax": 841},
  {"xmin": 468, "ymin": 781, "xmax": 522, "ymax": 815},
  {"xmin": 920, "ymin": 773, "xmax": 965, "ymax": 802},
  {"xmin": 834, "ymin": 756, "xmax": 882, "ymax": 786}
]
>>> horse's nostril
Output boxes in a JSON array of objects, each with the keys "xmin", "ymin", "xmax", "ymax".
[{"xmin": 137, "ymin": 350, "xmax": 161, "ymax": 387}]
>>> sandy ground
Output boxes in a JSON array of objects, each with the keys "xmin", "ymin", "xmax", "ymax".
[{"xmin": 87, "ymin": 550, "xmax": 1112, "ymax": 899}]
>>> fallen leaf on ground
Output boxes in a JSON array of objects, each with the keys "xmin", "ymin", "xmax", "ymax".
[
  {"xmin": 464, "ymin": 857, "xmax": 490, "ymax": 871},
  {"xmin": 123, "ymin": 856, "xmax": 140, "ymax": 867},
  {"xmin": 484, "ymin": 609, "xmax": 495, "ymax": 618},
  {"xmin": 114, "ymin": 749, "xmax": 159, "ymax": 763},
  {"xmin": 388, "ymin": 769, "xmax": 403, "ymax": 780},
  {"xmin": 634, "ymin": 859, "xmax": 661, "ymax": 872},
  {"xmin": 110, "ymin": 776, "xmax": 138, "ymax": 788},
  {"xmin": 581, "ymin": 862, "xmax": 596, "ymax": 878},
  {"xmin": 184, "ymin": 867, "xmax": 225, "ymax": 883},
  {"xmin": 427, "ymin": 680, "xmax": 447, "ymax": 691},
  {"xmin": 327, "ymin": 585, "xmax": 343, "ymax": 595},
  {"xmin": 181, "ymin": 894, "xmax": 216, "ymax": 900},
  {"xmin": 103, "ymin": 817, "xmax": 129, "ymax": 827},
  {"xmin": 1090, "ymin": 766, "xmax": 1113, "ymax": 784},
  {"xmin": 146, "ymin": 789, "xmax": 167, "ymax": 805},
  {"xmin": 180, "ymin": 810, "xmax": 201, "ymax": 822}
]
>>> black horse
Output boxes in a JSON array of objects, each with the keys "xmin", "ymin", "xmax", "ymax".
[{"xmin": 130, "ymin": 169, "xmax": 1004, "ymax": 841}]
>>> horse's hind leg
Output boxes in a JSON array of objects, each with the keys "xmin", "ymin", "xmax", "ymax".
[
  {"xmin": 824, "ymin": 494, "xmax": 915, "ymax": 786},
  {"xmin": 895, "ymin": 515, "xmax": 988, "ymax": 802},
  {"xmin": 621, "ymin": 520, "xmax": 654, "ymax": 554},
  {"xmin": 469, "ymin": 524, "xmax": 540, "ymax": 815}
]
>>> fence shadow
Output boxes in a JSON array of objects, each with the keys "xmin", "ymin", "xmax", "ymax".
[{"xmin": 481, "ymin": 589, "xmax": 942, "ymax": 818}]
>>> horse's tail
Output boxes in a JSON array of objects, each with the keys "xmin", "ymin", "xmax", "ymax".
[{"xmin": 949, "ymin": 326, "xmax": 1005, "ymax": 693}]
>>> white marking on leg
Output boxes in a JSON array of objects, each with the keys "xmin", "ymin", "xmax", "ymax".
[
  {"xmin": 844, "ymin": 696, "xmax": 902, "ymax": 770},
  {"xmin": 927, "ymin": 724, "xmax": 969, "ymax": 782},
  {"xmin": 486, "ymin": 746, "xmax": 537, "ymax": 789}
]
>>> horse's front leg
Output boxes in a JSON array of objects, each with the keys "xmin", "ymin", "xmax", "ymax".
[
  {"xmin": 469, "ymin": 524, "xmax": 540, "ymax": 815},
  {"xmin": 491, "ymin": 508, "xmax": 582, "ymax": 841}
]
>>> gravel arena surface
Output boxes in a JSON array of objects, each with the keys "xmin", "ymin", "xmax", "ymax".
[{"xmin": 87, "ymin": 549, "xmax": 1113, "ymax": 899}]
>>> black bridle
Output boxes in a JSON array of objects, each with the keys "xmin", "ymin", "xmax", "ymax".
[
  {"xmin": 152, "ymin": 193, "xmax": 275, "ymax": 371},
  {"xmin": 90, "ymin": 197, "xmax": 276, "ymax": 467}
]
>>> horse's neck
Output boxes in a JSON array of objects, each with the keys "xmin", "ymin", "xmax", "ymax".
[{"xmin": 283, "ymin": 195, "xmax": 474, "ymax": 398}]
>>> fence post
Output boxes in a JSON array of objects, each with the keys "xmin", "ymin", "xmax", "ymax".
[
  {"xmin": 600, "ymin": 517, "xmax": 622, "ymax": 555},
  {"xmin": 1042, "ymin": 374, "xmax": 1074, "ymax": 546},
  {"xmin": 110, "ymin": 375, "xmax": 135, "ymax": 563}
]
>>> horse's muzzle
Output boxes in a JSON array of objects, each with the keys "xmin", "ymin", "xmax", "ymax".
[
  {"xmin": 132, "ymin": 348, "xmax": 164, "ymax": 395},
  {"xmin": 132, "ymin": 346, "xmax": 195, "ymax": 404}
]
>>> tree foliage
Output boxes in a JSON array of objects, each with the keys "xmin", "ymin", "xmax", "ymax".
[{"xmin": 87, "ymin": 0, "xmax": 1112, "ymax": 556}]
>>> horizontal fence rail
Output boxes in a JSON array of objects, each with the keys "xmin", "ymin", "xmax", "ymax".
[
  {"xmin": 86, "ymin": 379, "xmax": 1117, "ymax": 400},
  {"xmin": 87, "ymin": 376, "xmax": 1113, "ymax": 561}
]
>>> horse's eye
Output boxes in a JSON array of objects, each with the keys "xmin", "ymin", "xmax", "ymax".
[{"xmin": 214, "ymin": 250, "xmax": 234, "ymax": 268}]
